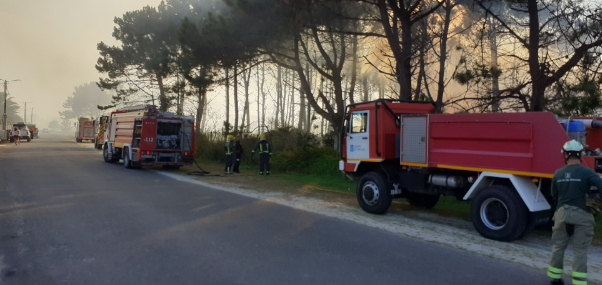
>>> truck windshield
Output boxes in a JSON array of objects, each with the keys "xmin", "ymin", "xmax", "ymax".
[{"xmin": 156, "ymin": 121, "xmax": 181, "ymax": 150}]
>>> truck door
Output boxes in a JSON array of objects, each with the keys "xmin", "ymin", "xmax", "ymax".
[
  {"xmin": 401, "ymin": 116, "xmax": 428, "ymax": 165},
  {"xmin": 347, "ymin": 110, "xmax": 370, "ymax": 160}
]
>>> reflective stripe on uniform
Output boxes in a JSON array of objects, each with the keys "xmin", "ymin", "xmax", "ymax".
[
  {"xmin": 549, "ymin": 266, "xmax": 563, "ymax": 274},
  {"xmin": 548, "ymin": 272, "xmax": 562, "ymax": 279},
  {"xmin": 572, "ymin": 272, "xmax": 587, "ymax": 278}
]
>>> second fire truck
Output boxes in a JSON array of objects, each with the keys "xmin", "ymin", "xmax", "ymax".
[{"xmin": 101, "ymin": 105, "xmax": 195, "ymax": 169}]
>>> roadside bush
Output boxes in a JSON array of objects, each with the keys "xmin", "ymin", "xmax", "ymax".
[
  {"xmin": 271, "ymin": 147, "xmax": 341, "ymax": 175},
  {"xmin": 195, "ymin": 127, "xmax": 341, "ymax": 175}
]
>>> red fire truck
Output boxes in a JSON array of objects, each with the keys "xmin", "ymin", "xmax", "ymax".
[
  {"xmin": 76, "ymin": 117, "xmax": 95, "ymax": 143},
  {"xmin": 93, "ymin": 116, "xmax": 109, "ymax": 149},
  {"xmin": 340, "ymin": 99, "xmax": 601, "ymax": 241},
  {"xmin": 102, "ymin": 105, "xmax": 195, "ymax": 169}
]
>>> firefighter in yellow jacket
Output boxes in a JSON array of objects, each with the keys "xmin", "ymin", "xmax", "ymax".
[
  {"xmin": 547, "ymin": 140, "xmax": 600, "ymax": 285},
  {"xmin": 252, "ymin": 134, "xmax": 272, "ymax": 175},
  {"xmin": 224, "ymin": 135, "xmax": 235, "ymax": 175}
]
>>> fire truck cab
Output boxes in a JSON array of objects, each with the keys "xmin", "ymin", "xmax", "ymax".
[
  {"xmin": 102, "ymin": 105, "xmax": 194, "ymax": 169},
  {"xmin": 341, "ymin": 99, "xmax": 601, "ymax": 241}
]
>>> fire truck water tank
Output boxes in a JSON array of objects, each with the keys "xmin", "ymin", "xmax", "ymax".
[{"xmin": 428, "ymin": 175, "xmax": 467, "ymax": 188}]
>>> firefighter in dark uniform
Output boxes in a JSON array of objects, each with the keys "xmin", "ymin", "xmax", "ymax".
[
  {"xmin": 224, "ymin": 135, "xmax": 235, "ymax": 175},
  {"xmin": 547, "ymin": 140, "xmax": 601, "ymax": 285},
  {"xmin": 233, "ymin": 136, "xmax": 244, "ymax": 174},
  {"xmin": 252, "ymin": 134, "xmax": 272, "ymax": 175}
]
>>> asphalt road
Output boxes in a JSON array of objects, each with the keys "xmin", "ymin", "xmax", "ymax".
[{"xmin": 0, "ymin": 135, "xmax": 550, "ymax": 285}]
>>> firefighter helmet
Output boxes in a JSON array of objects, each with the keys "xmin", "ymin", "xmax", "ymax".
[
  {"xmin": 227, "ymin": 135, "xmax": 235, "ymax": 141},
  {"xmin": 259, "ymin": 133, "xmax": 266, "ymax": 139},
  {"xmin": 562, "ymin": 140, "xmax": 584, "ymax": 160}
]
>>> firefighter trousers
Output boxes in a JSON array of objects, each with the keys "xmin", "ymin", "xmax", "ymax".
[
  {"xmin": 548, "ymin": 205, "xmax": 595, "ymax": 285},
  {"xmin": 233, "ymin": 154, "xmax": 242, "ymax": 173},
  {"xmin": 225, "ymin": 155, "xmax": 234, "ymax": 174},
  {"xmin": 259, "ymin": 153, "xmax": 270, "ymax": 174}
]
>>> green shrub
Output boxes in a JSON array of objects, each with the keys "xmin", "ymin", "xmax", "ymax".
[
  {"xmin": 195, "ymin": 127, "xmax": 341, "ymax": 175},
  {"xmin": 271, "ymin": 147, "xmax": 341, "ymax": 175}
]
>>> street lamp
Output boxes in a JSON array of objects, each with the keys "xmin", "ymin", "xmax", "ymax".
[{"xmin": 1, "ymin": 78, "xmax": 21, "ymax": 132}]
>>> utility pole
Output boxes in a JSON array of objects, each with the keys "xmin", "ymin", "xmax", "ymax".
[
  {"xmin": 3, "ymin": 81, "xmax": 7, "ymax": 130},
  {"xmin": 23, "ymin": 101, "xmax": 32, "ymax": 124},
  {"xmin": 1, "ymin": 79, "xmax": 21, "ymax": 132}
]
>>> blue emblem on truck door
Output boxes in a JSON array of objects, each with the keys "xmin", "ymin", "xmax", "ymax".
[{"xmin": 350, "ymin": 145, "xmax": 354, "ymax": 152}]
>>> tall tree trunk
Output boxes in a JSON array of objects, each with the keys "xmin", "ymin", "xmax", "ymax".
[
  {"xmin": 489, "ymin": 16, "xmax": 501, "ymax": 112},
  {"xmin": 275, "ymin": 66, "xmax": 281, "ymax": 128},
  {"xmin": 156, "ymin": 73, "xmax": 168, "ymax": 112},
  {"xmin": 195, "ymin": 67, "xmax": 207, "ymax": 135},
  {"xmin": 261, "ymin": 64, "xmax": 266, "ymax": 134},
  {"xmin": 349, "ymin": 35, "xmax": 358, "ymax": 105},
  {"xmin": 435, "ymin": 0, "xmax": 452, "ymax": 112},
  {"xmin": 362, "ymin": 75, "xmax": 369, "ymax": 102},
  {"xmin": 256, "ymin": 65, "xmax": 261, "ymax": 134},
  {"xmin": 225, "ymin": 68, "xmax": 230, "ymax": 130},
  {"xmin": 414, "ymin": 20, "xmax": 427, "ymax": 101},
  {"xmin": 200, "ymin": 91, "xmax": 207, "ymax": 132},
  {"xmin": 289, "ymin": 73, "xmax": 295, "ymax": 127},
  {"xmin": 527, "ymin": 0, "xmax": 543, "ymax": 111},
  {"xmin": 399, "ymin": 19, "xmax": 413, "ymax": 100},
  {"xmin": 241, "ymin": 66, "xmax": 251, "ymax": 132},
  {"xmin": 281, "ymin": 69, "xmax": 287, "ymax": 126},
  {"xmin": 305, "ymin": 63, "xmax": 312, "ymax": 133},
  {"xmin": 299, "ymin": 83, "xmax": 305, "ymax": 130},
  {"xmin": 234, "ymin": 65, "xmax": 239, "ymax": 133},
  {"xmin": 196, "ymin": 86, "xmax": 206, "ymax": 135},
  {"xmin": 320, "ymin": 76, "xmax": 324, "ymax": 136}
]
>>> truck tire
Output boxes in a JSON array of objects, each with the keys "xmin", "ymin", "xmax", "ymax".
[
  {"xmin": 356, "ymin": 172, "xmax": 392, "ymax": 214},
  {"xmin": 470, "ymin": 185, "xmax": 529, "ymax": 242},
  {"xmin": 9, "ymin": 137, "xmax": 13, "ymax": 142},
  {"xmin": 103, "ymin": 145, "xmax": 112, "ymax": 163},
  {"xmin": 27, "ymin": 138, "xmax": 31, "ymax": 142},
  {"xmin": 123, "ymin": 148, "xmax": 133, "ymax": 169},
  {"xmin": 406, "ymin": 193, "xmax": 440, "ymax": 209}
]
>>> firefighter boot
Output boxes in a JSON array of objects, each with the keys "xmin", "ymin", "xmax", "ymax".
[{"xmin": 550, "ymin": 279, "xmax": 564, "ymax": 285}]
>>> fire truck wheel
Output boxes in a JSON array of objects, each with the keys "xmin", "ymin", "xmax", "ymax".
[
  {"xmin": 103, "ymin": 145, "xmax": 112, "ymax": 163},
  {"xmin": 356, "ymin": 172, "xmax": 392, "ymax": 215},
  {"xmin": 470, "ymin": 185, "xmax": 528, "ymax": 242},
  {"xmin": 406, "ymin": 193, "xmax": 440, "ymax": 209},
  {"xmin": 123, "ymin": 148, "xmax": 134, "ymax": 169}
]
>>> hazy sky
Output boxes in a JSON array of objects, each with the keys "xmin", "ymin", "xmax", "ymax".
[{"xmin": 0, "ymin": 0, "xmax": 162, "ymax": 125}]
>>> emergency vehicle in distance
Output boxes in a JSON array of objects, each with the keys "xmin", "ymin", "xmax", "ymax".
[
  {"xmin": 93, "ymin": 116, "xmax": 109, "ymax": 149},
  {"xmin": 75, "ymin": 117, "xmax": 95, "ymax": 143},
  {"xmin": 101, "ymin": 105, "xmax": 194, "ymax": 169},
  {"xmin": 340, "ymin": 99, "xmax": 601, "ymax": 241},
  {"xmin": 10, "ymin": 123, "xmax": 31, "ymax": 142}
]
